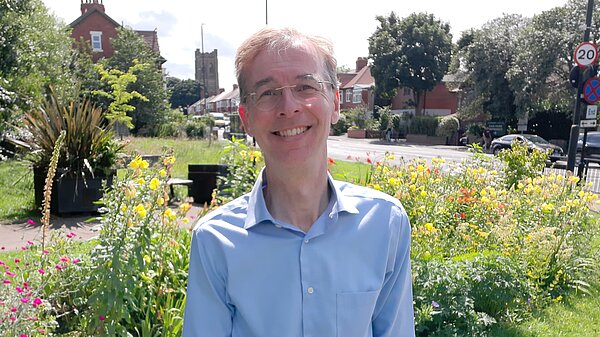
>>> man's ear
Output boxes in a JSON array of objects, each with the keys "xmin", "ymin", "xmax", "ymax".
[
  {"xmin": 331, "ymin": 89, "xmax": 340, "ymax": 124},
  {"xmin": 239, "ymin": 104, "xmax": 253, "ymax": 136}
]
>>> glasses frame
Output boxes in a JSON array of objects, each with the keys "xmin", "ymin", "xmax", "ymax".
[{"xmin": 244, "ymin": 80, "xmax": 335, "ymax": 112}]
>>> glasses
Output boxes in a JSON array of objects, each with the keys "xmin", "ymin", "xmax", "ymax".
[{"xmin": 245, "ymin": 78, "xmax": 334, "ymax": 112}]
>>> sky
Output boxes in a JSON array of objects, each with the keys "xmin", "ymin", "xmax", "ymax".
[{"xmin": 43, "ymin": 0, "xmax": 569, "ymax": 90}]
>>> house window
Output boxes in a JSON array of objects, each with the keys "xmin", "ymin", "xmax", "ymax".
[
  {"xmin": 345, "ymin": 90, "xmax": 352, "ymax": 103},
  {"xmin": 352, "ymin": 89, "xmax": 362, "ymax": 103},
  {"xmin": 90, "ymin": 31, "xmax": 102, "ymax": 51}
]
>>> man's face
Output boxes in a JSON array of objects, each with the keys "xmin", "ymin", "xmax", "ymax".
[{"xmin": 241, "ymin": 47, "xmax": 339, "ymax": 167}]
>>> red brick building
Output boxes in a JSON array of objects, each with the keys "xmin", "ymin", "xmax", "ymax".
[{"xmin": 70, "ymin": 0, "xmax": 164, "ymax": 64}]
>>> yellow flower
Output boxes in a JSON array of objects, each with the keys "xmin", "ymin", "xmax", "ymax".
[
  {"xmin": 182, "ymin": 218, "xmax": 190, "ymax": 224},
  {"xmin": 164, "ymin": 208, "xmax": 176, "ymax": 220},
  {"xmin": 179, "ymin": 202, "xmax": 192, "ymax": 213},
  {"xmin": 385, "ymin": 153, "xmax": 395, "ymax": 160},
  {"xmin": 157, "ymin": 196, "xmax": 165, "ymax": 206},
  {"xmin": 517, "ymin": 182, "xmax": 524, "ymax": 189},
  {"xmin": 136, "ymin": 178, "xmax": 146, "ymax": 186},
  {"xmin": 140, "ymin": 160, "xmax": 149, "ymax": 169},
  {"xmin": 159, "ymin": 169, "xmax": 167, "ymax": 177},
  {"xmin": 388, "ymin": 177, "xmax": 398, "ymax": 186},
  {"xmin": 144, "ymin": 255, "xmax": 151, "ymax": 264},
  {"xmin": 568, "ymin": 176, "xmax": 580, "ymax": 184},
  {"xmin": 556, "ymin": 175, "xmax": 564, "ymax": 181},
  {"xmin": 475, "ymin": 230, "xmax": 488, "ymax": 237},
  {"xmin": 120, "ymin": 204, "xmax": 128, "ymax": 213},
  {"xmin": 424, "ymin": 222, "xmax": 437, "ymax": 233},
  {"xmin": 129, "ymin": 158, "xmax": 140, "ymax": 169},
  {"xmin": 480, "ymin": 189, "xmax": 487, "ymax": 196},
  {"xmin": 420, "ymin": 190, "xmax": 427, "ymax": 197},
  {"xmin": 149, "ymin": 177, "xmax": 160, "ymax": 190},
  {"xmin": 541, "ymin": 203, "xmax": 555, "ymax": 214},
  {"xmin": 490, "ymin": 170, "xmax": 498, "ymax": 175},
  {"xmin": 250, "ymin": 151, "xmax": 263, "ymax": 162},
  {"xmin": 409, "ymin": 184, "xmax": 417, "ymax": 192},
  {"xmin": 135, "ymin": 204, "xmax": 147, "ymax": 218},
  {"xmin": 163, "ymin": 156, "xmax": 176, "ymax": 165},
  {"xmin": 373, "ymin": 184, "xmax": 382, "ymax": 191},
  {"xmin": 417, "ymin": 165, "xmax": 425, "ymax": 172}
]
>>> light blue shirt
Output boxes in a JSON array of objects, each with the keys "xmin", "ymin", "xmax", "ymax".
[{"xmin": 183, "ymin": 172, "xmax": 415, "ymax": 337}]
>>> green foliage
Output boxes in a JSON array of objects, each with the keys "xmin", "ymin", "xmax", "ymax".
[
  {"xmin": 104, "ymin": 28, "xmax": 168, "ymax": 136},
  {"xmin": 92, "ymin": 60, "xmax": 149, "ymax": 129},
  {"xmin": 167, "ymin": 77, "xmax": 201, "ymax": 109},
  {"xmin": 22, "ymin": 87, "xmax": 126, "ymax": 177},
  {"xmin": 0, "ymin": 0, "xmax": 74, "ymax": 135},
  {"xmin": 0, "ymin": 160, "xmax": 37, "ymax": 220},
  {"xmin": 498, "ymin": 140, "xmax": 548, "ymax": 189},
  {"xmin": 79, "ymin": 155, "xmax": 192, "ymax": 335},
  {"xmin": 215, "ymin": 138, "xmax": 263, "ymax": 204},
  {"xmin": 345, "ymin": 105, "xmax": 370, "ymax": 129},
  {"xmin": 369, "ymin": 12, "xmax": 452, "ymax": 115},
  {"xmin": 377, "ymin": 106, "xmax": 393, "ymax": 131},
  {"xmin": 436, "ymin": 115, "xmax": 460, "ymax": 137},
  {"xmin": 407, "ymin": 115, "xmax": 439, "ymax": 136},
  {"xmin": 330, "ymin": 112, "xmax": 349, "ymax": 135},
  {"xmin": 185, "ymin": 118, "xmax": 209, "ymax": 139}
]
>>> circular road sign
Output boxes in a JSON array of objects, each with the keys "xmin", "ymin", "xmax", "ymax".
[
  {"xmin": 583, "ymin": 77, "xmax": 600, "ymax": 104},
  {"xmin": 574, "ymin": 42, "xmax": 598, "ymax": 68}
]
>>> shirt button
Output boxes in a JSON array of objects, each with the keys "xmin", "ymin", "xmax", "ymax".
[
  {"xmin": 307, "ymin": 287, "xmax": 314, "ymax": 294},
  {"xmin": 304, "ymin": 239, "xmax": 309, "ymax": 244}
]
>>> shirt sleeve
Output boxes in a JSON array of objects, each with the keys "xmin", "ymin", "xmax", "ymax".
[
  {"xmin": 372, "ymin": 205, "xmax": 415, "ymax": 337},
  {"xmin": 183, "ymin": 225, "xmax": 234, "ymax": 337}
]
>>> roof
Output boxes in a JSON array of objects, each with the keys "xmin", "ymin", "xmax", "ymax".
[
  {"xmin": 341, "ymin": 65, "xmax": 374, "ymax": 89},
  {"xmin": 135, "ymin": 30, "xmax": 160, "ymax": 54},
  {"xmin": 69, "ymin": 7, "xmax": 120, "ymax": 28},
  {"xmin": 337, "ymin": 73, "xmax": 356, "ymax": 88}
]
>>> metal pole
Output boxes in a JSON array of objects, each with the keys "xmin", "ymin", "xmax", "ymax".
[
  {"xmin": 567, "ymin": 0, "xmax": 595, "ymax": 172},
  {"xmin": 201, "ymin": 23, "xmax": 207, "ymax": 114},
  {"xmin": 265, "ymin": 0, "xmax": 268, "ymax": 25}
]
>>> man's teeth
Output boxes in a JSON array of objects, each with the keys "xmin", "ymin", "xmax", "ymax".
[{"xmin": 278, "ymin": 127, "xmax": 307, "ymax": 137}]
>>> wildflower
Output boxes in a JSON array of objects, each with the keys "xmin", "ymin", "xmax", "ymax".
[
  {"xmin": 373, "ymin": 184, "xmax": 382, "ymax": 191},
  {"xmin": 541, "ymin": 203, "xmax": 555, "ymax": 214},
  {"xmin": 182, "ymin": 218, "xmax": 190, "ymax": 224},
  {"xmin": 328, "ymin": 157, "xmax": 335, "ymax": 165},
  {"xmin": 366, "ymin": 158, "xmax": 372, "ymax": 164},
  {"xmin": 21, "ymin": 298, "xmax": 29, "ymax": 303},
  {"xmin": 149, "ymin": 177, "xmax": 160, "ymax": 190},
  {"xmin": 159, "ymin": 168, "xmax": 167, "ymax": 177},
  {"xmin": 38, "ymin": 269, "xmax": 45, "ymax": 275},
  {"xmin": 417, "ymin": 164, "xmax": 425, "ymax": 172},
  {"xmin": 27, "ymin": 219, "xmax": 35, "ymax": 225},
  {"xmin": 568, "ymin": 176, "xmax": 580, "ymax": 184},
  {"xmin": 99, "ymin": 315, "xmax": 106, "ymax": 321},
  {"xmin": 14, "ymin": 258, "xmax": 20, "ymax": 263},
  {"xmin": 11, "ymin": 307, "xmax": 17, "ymax": 312},
  {"xmin": 21, "ymin": 246, "xmax": 27, "ymax": 251},
  {"xmin": 27, "ymin": 240, "xmax": 33, "ymax": 245},
  {"xmin": 424, "ymin": 223, "xmax": 437, "ymax": 233},
  {"xmin": 136, "ymin": 178, "xmax": 146, "ymax": 186},
  {"xmin": 42, "ymin": 250, "xmax": 49, "ymax": 255},
  {"xmin": 16, "ymin": 286, "xmax": 23, "ymax": 293},
  {"xmin": 73, "ymin": 259, "xmax": 81, "ymax": 264},
  {"xmin": 431, "ymin": 300, "xmax": 441, "ymax": 310},
  {"xmin": 6, "ymin": 271, "xmax": 15, "ymax": 277},
  {"xmin": 163, "ymin": 156, "xmax": 175, "ymax": 165},
  {"xmin": 164, "ymin": 208, "xmax": 176, "ymax": 221},
  {"xmin": 55, "ymin": 265, "xmax": 65, "ymax": 270},
  {"xmin": 60, "ymin": 256, "xmax": 70, "ymax": 263},
  {"xmin": 66, "ymin": 232, "xmax": 77, "ymax": 238},
  {"xmin": 121, "ymin": 204, "xmax": 128, "ymax": 212},
  {"xmin": 135, "ymin": 204, "xmax": 147, "ymax": 218},
  {"xmin": 3, "ymin": 280, "xmax": 10, "ymax": 284},
  {"xmin": 179, "ymin": 202, "xmax": 192, "ymax": 213},
  {"xmin": 157, "ymin": 196, "xmax": 165, "ymax": 206},
  {"xmin": 33, "ymin": 298, "xmax": 42, "ymax": 307}
]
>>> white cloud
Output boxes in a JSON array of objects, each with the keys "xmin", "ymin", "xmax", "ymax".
[{"xmin": 44, "ymin": 0, "xmax": 568, "ymax": 89}]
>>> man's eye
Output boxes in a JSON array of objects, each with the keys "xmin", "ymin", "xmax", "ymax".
[
  {"xmin": 297, "ymin": 84, "xmax": 319, "ymax": 92},
  {"xmin": 258, "ymin": 89, "xmax": 277, "ymax": 98}
]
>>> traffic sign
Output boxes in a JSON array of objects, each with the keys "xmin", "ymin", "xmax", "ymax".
[
  {"xmin": 574, "ymin": 42, "xmax": 598, "ymax": 68},
  {"xmin": 583, "ymin": 77, "xmax": 600, "ymax": 104},
  {"xmin": 587, "ymin": 105, "xmax": 598, "ymax": 119},
  {"xmin": 581, "ymin": 119, "xmax": 597, "ymax": 128}
]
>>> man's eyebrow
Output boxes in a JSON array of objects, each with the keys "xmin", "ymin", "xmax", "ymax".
[{"xmin": 251, "ymin": 77, "xmax": 274, "ymax": 90}]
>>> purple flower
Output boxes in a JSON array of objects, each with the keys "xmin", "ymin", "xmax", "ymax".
[{"xmin": 431, "ymin": 300, "xmax": 441, "ymax": 310}]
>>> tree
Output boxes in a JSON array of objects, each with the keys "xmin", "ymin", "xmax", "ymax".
[
  {"xmin": 167, "ymin": 77, "xmax": 201, "ymax": 110},
  {"xmin": 455, "ymin": 14, "xmax": 529, "ymax": 125},
  {"xmin": 0, "ymin": 0, "xmax": 74, "ymax": 136},
  {"xmin": 103, "ymin": 27, "xmax": 168, "ymax": 135},
  {"xmin": 369, "ymin": 12, "xmax": 452, "ymax": 115}
]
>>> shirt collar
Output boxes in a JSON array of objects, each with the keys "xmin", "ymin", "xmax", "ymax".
[{"xmin": 243, "ymin": 169, "xmax": 359, "ymax": 229}]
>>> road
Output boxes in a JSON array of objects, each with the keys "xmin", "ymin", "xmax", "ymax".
[{"xmin": 327, "ymin": 135, "xmax": 474, "ymax": 165}]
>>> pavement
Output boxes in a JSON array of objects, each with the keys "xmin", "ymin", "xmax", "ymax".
[{"xmin": 0, "ymin": 202, "xmax": 206, "ymax": 251}]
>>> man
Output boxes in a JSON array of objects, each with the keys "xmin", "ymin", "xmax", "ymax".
[{"xmin": 183, "ymin": 27, "xmax": 415, "ymax": 337}]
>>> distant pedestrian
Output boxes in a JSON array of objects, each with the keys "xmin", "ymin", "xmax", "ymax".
[
  {"xmin": 482, "ymin": 128, "xmax": 492, "ymax": 151},
  {"xmin": 386, "ymin": 127, "xmax": 392, "ymax": 142}
]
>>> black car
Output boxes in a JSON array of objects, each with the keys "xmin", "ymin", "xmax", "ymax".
[
  {"xmin": 577, "ymin": 131, "xmax": 600, "ymax": 157},
  {"xmin": 490, "ymin": 134, "xmax": 565, "ymax": 161}
]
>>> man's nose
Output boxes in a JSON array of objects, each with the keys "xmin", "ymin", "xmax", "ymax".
[{"xmin": 277, "ymin": 88, "xmax": 301, "ymax": 116}]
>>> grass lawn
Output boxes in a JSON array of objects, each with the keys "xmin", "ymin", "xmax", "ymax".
[{"xmin": 0, "ymin": 159, "xmax": 38, "ymax": 220}]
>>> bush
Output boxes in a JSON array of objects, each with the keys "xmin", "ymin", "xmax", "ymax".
[
  {"xmin": 185, "ymin": 118, "xmax": 208, "ymax": 139},
  {"xmin": 408, "ymin": 115, "xmax": 439, "ymax": 136},
  {"xmin": 330, "ymin": 113, "xmax": 349, "ymax": 136}
]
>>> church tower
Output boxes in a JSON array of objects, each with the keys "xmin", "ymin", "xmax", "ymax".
[{"xmin": 195, "ymin": 49, "xmax": 220, "ymax": 98}]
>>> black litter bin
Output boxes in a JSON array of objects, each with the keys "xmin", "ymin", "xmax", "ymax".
[{"xmin": 188, "ymin": 164, "xmax": 229, "ymax": 204}]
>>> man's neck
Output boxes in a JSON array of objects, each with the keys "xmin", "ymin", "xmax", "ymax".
[{"xmin": 263, "ymin": 161, "xmax": 330, "ymax": 233}]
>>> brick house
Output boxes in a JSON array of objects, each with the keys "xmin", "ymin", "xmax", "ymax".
[
  {"xmin": 337, "ymin": 57, "xmax": 375, "ymax": 111},
  {"xmin": 70, "ymin": 0, "xmax": 165, "ymax": 65}
]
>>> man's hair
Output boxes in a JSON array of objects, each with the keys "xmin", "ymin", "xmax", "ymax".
[{"xmin": 235, "ymin": 27, "xmax": 338, "ymax": 102}]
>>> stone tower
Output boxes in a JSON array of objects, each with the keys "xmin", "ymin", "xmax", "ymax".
[{"xmin": 195, "ymin": 48, "xmax": 219, "ymax": 98}]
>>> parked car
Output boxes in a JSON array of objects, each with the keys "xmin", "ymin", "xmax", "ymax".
[
  {"xmin": 490, "ymin": 134, "xmax": 564, "ymax": 161},
  {"xmin": 577, "ymin": 131, "xmax": 600, "ymax": 157}
]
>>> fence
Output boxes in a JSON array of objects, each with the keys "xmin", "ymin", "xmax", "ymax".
[{"xmin": 545, "ymin": 159, "xmax": 600, "ymax": 194}]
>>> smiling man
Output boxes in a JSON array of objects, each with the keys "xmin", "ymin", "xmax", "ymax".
[{"xmin": 183, "ymin": 27, "xmax": 415, "ymax": 337}]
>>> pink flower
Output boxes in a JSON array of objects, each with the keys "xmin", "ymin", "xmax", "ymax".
[
  {"xmin": 16, "ymin": 287, "xmax": 23, "ymax": 293},
  {"xmin": 20, "ymin": 298, "xmax": 29, "ymax": 303},
  {"xmin": 10, "ymin": 316, "xmax": 15, "ymax": 321},
  {"xmin": 21, "ymin": 246, "xmax": 27, "ymax": 251},
  {"xmin": 0, "ymin": 261, "xmax": 4, "ymax": 265},
  {"xmin": 43, "ymin": 250, "xmax": 49, "ymax": 255},
  {"xmin": 21, "ymin": 334, "xmax": 28, "ymax": 337},
  {"xmin": 23, "ymin": 282, "xmax": 28, "ymax": 289},
  {"xmin": 14, "ymin": 259, "xmax": 20, "ymax": 263},
  {"xmin": 33, "ymin": 298, "xmax": 42, "ymax": 307},
  {"xmin": 72, "ymin": 259, "xmax": 81, "ymax": 264},
  {"xmin": 5, "ymin": 271, "xmax": 15, "ymax": 277},
  {"xmin": 99, "ymin": 315, "xmax": 106, "ymax": 321},
  {"xmin": 3, "ymin": 280, "xmax": 10, "ymax": 284},
  {"xmin": 27, "ymin": 219, "xmax": 35, "ymax": 225},
  {"xmin": 1, "ymin": 246, "xmax": 4, "ymax": 250},
  {"xmin": 55, "ymin": 265, "xmax": 64, "ymax": 270},
  {"xmin": 38, "ymin": 269, "xmax": 45, "ymax": 275},
  {"xmin": 11, "ymin": 307, "xmax": 17, "ymax": 312},
  {"xmin": 66, "ymin": 232, "xmax": 77, "ymax": 238},
  {"xmin": 27, "ymin": 240, "xmax": 33, "ymax": 245},
  {"xmin": 60, "ymin": 257, "xmax": 69, "ymax": 263}
]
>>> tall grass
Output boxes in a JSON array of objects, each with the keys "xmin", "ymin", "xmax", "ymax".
[{"xmin": 0, "ymin": 160, "xmax": 37, "ymax": 220}]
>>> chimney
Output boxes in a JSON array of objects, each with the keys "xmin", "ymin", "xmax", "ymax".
[
  {"xmin": 356, "ymin": 57, "xmax": 368, "ymax": 72},
  {"xmin": 81, "ymin": 0, "xmax": 105, "ymax": 15}
]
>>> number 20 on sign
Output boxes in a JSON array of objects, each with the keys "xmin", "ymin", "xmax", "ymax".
[{"xmin": 574, "ymin": 42, "xmax": 598, "ymax": 68}]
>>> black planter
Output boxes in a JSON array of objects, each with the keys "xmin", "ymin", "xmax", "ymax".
[
  {"xmin": 187, "ymin": 164, "xmax": 229, "ymax": 205},
  {"xmin": 33, "ymin": 167, "xmax": 114, "ymax": 216}
]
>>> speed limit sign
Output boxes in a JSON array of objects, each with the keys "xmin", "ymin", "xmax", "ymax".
[{"xmin": 574, "ymin": 42, "xmax": 598, "ymax": 68}]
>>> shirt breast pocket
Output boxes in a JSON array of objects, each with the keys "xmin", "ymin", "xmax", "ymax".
[{"xmin": 336, "ymin": 290, "xmax": 379, "ymax": 337}]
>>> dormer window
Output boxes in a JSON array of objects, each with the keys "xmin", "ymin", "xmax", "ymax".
[{"xmin": 90, "ymin": 31, "xmax": 102, "ymax": 51}]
